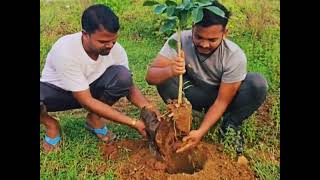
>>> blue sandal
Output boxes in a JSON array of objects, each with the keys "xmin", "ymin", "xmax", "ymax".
[
  {"xmin": 85, "ymin": 123, "xmax": 109, "ymax": 136},
  {"xmin": 85, "ymin": 123, "xmax": 116, "ymax": 142},
  {"xmin": 44, "ymin": 134, "xmax": 61, "ymax": 146}
]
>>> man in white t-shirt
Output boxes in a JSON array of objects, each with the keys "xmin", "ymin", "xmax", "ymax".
[
  {"xmin": 40, "ymin": 4, "xmax": 158, "ymax": 152},
  {"xmin": 146, "ymin": 1, "xmax": 268, "ymax": 154}
]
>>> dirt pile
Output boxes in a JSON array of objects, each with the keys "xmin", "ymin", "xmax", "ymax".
[
  {"xmin": 100, "ymin": 140, "xmax": 255, "ymax": 179},
  {"xmin": 154, "ymin": 99, "xmax": 201, "ymax": 174},
  {"xmin": 100, "ymin": 98, "xmax": 254, "ymax": 179}
]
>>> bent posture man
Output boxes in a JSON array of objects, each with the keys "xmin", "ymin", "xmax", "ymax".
[
  {"xmin": 40, "ymin": 4, "xmax": 157, "ymax": 152},
  {"xmin": 145, "ymin": 1, "xmax": 267, "ymax": 154}
]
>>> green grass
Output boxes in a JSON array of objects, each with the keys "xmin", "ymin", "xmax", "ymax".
[
  {"xmin": 40, "ymin": 0, "xmax": 280, "ymax": 179},
  {"xmin": 40, "ymin": 116, "xmax": 116, "ymax": 179}
]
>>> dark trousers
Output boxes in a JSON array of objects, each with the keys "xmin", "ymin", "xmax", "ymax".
[
  {"xmin": 40, "ymin": 65, "xmax": 133, "ymax": 112},
  {"xmin": 156, "ymin": 73, "xmax": 268, "ymax": 130}
]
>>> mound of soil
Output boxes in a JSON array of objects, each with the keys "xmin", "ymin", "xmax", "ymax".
[
  {"xmin": 166, "ymin": 99, "xmax": 193, "ymax": 135},
  {"xmin": 100, "ymin": 98, "xmax": 254, "ymax": 179},
  {"xmin": 154, "ymin": 99, "xmax": 199, "ymax": 174},
  {"xmin": 100, "ymin": 140, "xmax": 255, "ymax": 179}
]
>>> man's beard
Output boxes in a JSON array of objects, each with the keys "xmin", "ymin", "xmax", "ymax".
[
  {"xmin": 99, "ymin": 48, "xmax": 111, "ymax": 56},
  {"xmin": 195, "ymin": 46, "xmax": 214, "ymax": 55}
]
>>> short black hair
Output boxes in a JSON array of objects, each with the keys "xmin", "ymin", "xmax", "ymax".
[
  {"xmin": 195, "ymin": 1, "xmax": 231, "ymax": 28},
  {"xmin": 81, "ymin": 4, "xmax": 120, "ymax": 34}
]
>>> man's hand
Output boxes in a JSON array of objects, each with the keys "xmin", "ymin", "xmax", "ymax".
[
  {"xmin": 170, "ymin": 51, "xmax": 185, "ymax": 76},
  {"xmin": 132, "ymin": 119, "xmax": 147, "ymax": 138},
  {"xmin": 176, "ymin": 129, "xmax": 204, "ymax": 153},
  {"xmin": 145, "ymin": 104, "xmax": 161, "ymax": 121}
]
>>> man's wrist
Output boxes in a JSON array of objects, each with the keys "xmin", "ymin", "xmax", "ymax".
[
  {"xmin": 130, "ymin": 118, "xmax": 137, "ymax": 127},
  {"xmin": 197, "ymin": 127, "xmax": 208, "ymax": 137},
  {"xmin": 144, "ymin": 104, "xmax": 153, "ymax": 109}
]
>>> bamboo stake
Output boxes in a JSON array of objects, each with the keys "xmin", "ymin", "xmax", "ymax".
[{"xmin": 177, "ymin": 26, "xmax": 183, "ymax": 105}]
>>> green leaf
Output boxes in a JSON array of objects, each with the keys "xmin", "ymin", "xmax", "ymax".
[
  {"xmin": 183, "ymin": 0, "xmax": 192, "ymax": 10},
  {"xmin": 183, "ymin": 0, "xmax": 191, "ymax": 5},
  {"xmin": 196, "ymin": 0, "xmax": 213, "ymax": 3},
  {"xmin": 168, "ymin": 38, "xmax": 178, "ymax": 51},
  {"xmin": 194, "ymin": 0, "xmax": 213, "ymax": 7},
  {"xmin": 167, "ymin": 5, "xmax": 176, "ymax": 16},
  {"xmin": 205, "ymin": 6, "xmax": 226, "ymax": 18},
  {"xmin": 154, "ymin": 4, "xmax": 167, "ymax": 14},
  {"xmin": 195, "ymin": 2, "xmax": 212, "ymax": 7},
  {"xmin": 179, "ymin": 10, "xmax": 189, "ymax": 28},
  {"xmin": 185, "ymin": 4, "xmax": 193, "ymax": 10},
  {"xmin": 168, "ymin": 16, "xmax": 178, "ymax": 20},
  {"xmin": 165, "ymin": 0, "xmax": 177, "ymax": 6},
  {"xmin": 143, "ymin": 0, "xmax": 159, "ymax": 6},
  {"xmin": 160, "ymin": 19, "xmax": 176, "ymax": 32},
  {"xmin": 192, "ymin": 7, "xmax": 204, "ymax": 24},
  {"xmin": 176, "ymin": 4, "xmax": 185, "ymax": 10}
]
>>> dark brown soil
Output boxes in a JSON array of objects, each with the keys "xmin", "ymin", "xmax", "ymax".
[
  {"xmin": 100, "ymin": 140, "xmax": 255, "ymax": 180},
  {"xmin": 99, "ymin": 96, "xmax": 256, "ymax": 179},
  {"xmin": 100, "ymin": 99, "xmax": 254, "ymax": 179},
  {"xmin": 166, "ymin": 99, "xmax": 193, "ymax": 134}
]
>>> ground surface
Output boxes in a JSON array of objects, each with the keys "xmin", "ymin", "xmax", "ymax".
[{"xmin": 101, "ymin": 140, "xmax": 255, "ymax": 180}]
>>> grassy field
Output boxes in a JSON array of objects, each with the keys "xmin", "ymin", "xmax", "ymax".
[{"xmin": 40, "ymin": 0, "xmax": 280, "ymax": 179}]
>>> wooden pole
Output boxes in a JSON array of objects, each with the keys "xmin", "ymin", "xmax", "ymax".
[{"xmin": 177, "ymin": 26, "xmax": 183, "ymax": 105}]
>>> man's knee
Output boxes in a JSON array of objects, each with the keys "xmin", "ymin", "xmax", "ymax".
[
  {"xmin": 156, "ymin": 77, "xmax": 179, "ymax": 103},
  {"xmin": 245, "ymin": 73, "xmax": 268, "ymax": 101},
  {"xmin": 40, "ymin": 82, "xmax": 82, "ymax": 112},
  {"xmin": 108, "ymin": 65, "xmax": 133, "ymax": 89}
]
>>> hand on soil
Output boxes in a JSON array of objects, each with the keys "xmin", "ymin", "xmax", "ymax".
[
  {"xmin": 134, "ymin": 120, "xmax": 147, "ymax": 138},
  {"xmin": 145, "ymin": 105, "xmax": 161, "ymax": 121},
  {"xmin": 176, "ymin": 130, "xmax": 202, "ymax": 153},
  {"xmin": 171, "ymin": 50, "xmax": 185, "ymax": 76}
]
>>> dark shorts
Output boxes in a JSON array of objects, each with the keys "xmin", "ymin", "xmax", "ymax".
[{"xmin": 40, "ymin": 65, "xmax": 133, "ymax": 112}]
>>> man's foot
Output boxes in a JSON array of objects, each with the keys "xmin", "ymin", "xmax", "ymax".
[
  {"xmin": 41, "ymin": 114, "xmax": 61, "ymax": 152},
  {"xmin": 85, "ymin": 122, "xmax": 114, "ymax": 142},
  {"xmin": 235, "ymin": 133, "xmax": 244, "ymax": 155},
  {"xmin": 42, "ymin": 134, "xmax": 61, "ymax": 152},
  {"xmin": 43, "ymin": 141, "xmax": 55, "ymax": 152},
  {"xmin": 219, "ymin": 123, "xmax": 244, "ymax": 155},
  {"xmin": 86, "ymin": 113, "xmax": 114, "ymax": 143}
]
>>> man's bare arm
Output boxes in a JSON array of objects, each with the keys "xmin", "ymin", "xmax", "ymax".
[
  {"xmin": 127, "ymin": 84, "xmax": 161, "ymax": 117},
  {"xmin": 127, "ymin": 84, "xmax": 151, "ymax": 108},
  {"xmin": 72, "ymin": 89, "xmax": 146, "ymax": 136},
  {"xmin": 198, "ymin": 81, "xmax": 242, "ymax": 136},
  {"xmin": 177, "ymin": 81, "xmax": 242, "ymax": 153}
]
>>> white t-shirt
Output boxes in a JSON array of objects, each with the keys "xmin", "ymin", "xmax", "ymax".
[{"xmin": 40, "ymin": 32, "xmax": 130, "ymax": 92}]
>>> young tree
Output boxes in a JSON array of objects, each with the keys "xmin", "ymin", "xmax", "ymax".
[{"xmin": 143, "ymin": 0, "xmax": 227, "ymax": 105}]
